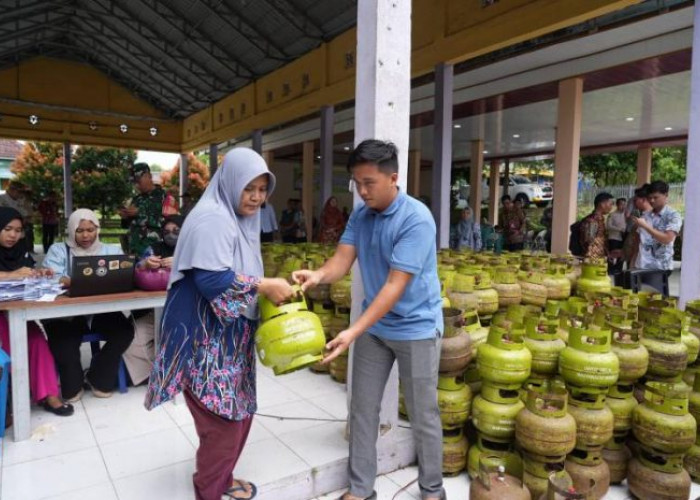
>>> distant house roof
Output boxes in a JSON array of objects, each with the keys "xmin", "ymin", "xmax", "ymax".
[{"xmin": 0, "ymin": 140, "xmax": 22, "ymax": 160}]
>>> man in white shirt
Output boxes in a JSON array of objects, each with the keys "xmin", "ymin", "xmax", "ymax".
[
  {"xmin": 606, "ymin": 197, "xmax": 627, "ymax": 273},
  {"xmin": 260, "ymin": 201, "xmax": 278, "ymax": 242}
]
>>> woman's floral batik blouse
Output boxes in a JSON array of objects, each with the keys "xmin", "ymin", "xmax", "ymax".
[{"xmin": 144, "ymin": 269, "xmax": 260, "ymax": 421}]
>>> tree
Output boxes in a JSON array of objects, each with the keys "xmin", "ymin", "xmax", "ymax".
[
  {"xmin": 161, "ymin": 152, "xmax": 211, "ymax": 200},
  {"xmin": 10, "ymin": 142, "xmax": 65, "ymax": 203},
  {"xmin": 579, "ymin": 146, "xmax": 687, "ymax": 186},
  {"xmin": 70, "ymin": 146, "xmax": 136, "ymax": 218}
]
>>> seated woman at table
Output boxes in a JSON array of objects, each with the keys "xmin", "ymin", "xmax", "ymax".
[
  {"xmin": 43, "ymin": 209, "xmax": 135, "ymax": 401},
  {"xmin": 124, "ymin": 215, "xmax": 183, "ymax": 386},
  {"xmin": 0, "ymin": 207, "xmax": 73, "ymax": 416}
]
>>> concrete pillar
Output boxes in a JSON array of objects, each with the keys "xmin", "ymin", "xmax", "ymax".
[
  {"xmin": 320, "ymin": 105, "xmax": 334, "ymax": 210},
  {"xmin": 349, "ymin": 0, "xmax": 412, "ymax": 468},
  {"xmin": 409, "ymin": 150, "xmax": 421, "ymax": 197},
  {"xmin": 680, "ymin": 5, "xmax": 700, "ymax": 307},
  {"xmin": 470, "ymin": 140, "xmax": 484, "ymax": 222},
  {"xmin": 252, "ymin": 129, "xmax": 263, "ymax": 154},
  {"xmin": 636, "ymin": 145, "xmax": 652, "ymax": 185},
  {"xmin": 209, "ymin": 143, "xmax": 218, "ymax": 177},
  {"xmin": 302, "ymin": 141, "xmax": 314, "ymax": 243},
  {"xmin": 62, "ymin": 142, "xmax": 73, "ymax": 216},
  {"xmin": 262, "ymin": 150, "xmax": 274, "ymax": 168},
  {"xmin": 431, "ymin": 63, "xmax": 454, "ymax": 249},
  {"xmin": 488, "ymin": 160, "xmax": 500, "ymax": 226},
  {"xmin": 179, "ymin": 153, "xmax": 189, "ymax": 202},
  {"xmin": 551, "ymin": 78, "xmax": 584, "ymax": 255}
]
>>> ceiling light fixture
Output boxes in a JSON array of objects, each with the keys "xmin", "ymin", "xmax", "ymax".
[
  {"xmin": 512, "ymin": 134, "xmax": 520, "ymax": 138},
  {"xmin": 664, "ymin": 126, "xmax": 673, "ymax": 131},
  {"xmin": 28, "ymin": 115, "xmax": 39, "ymax": 126},
  {"xmin": 316, "ymin": 155, "xmax": 321, "ymax": 159},
  {"xmin": 149, "ymin": 126, "xmax": 158, "ymax": 137},
  {"xmin": 483, "ymin": 150, "xmax": 489, "ymax": 154},
  {"xmin": 88, "ymin": 121, "xmax": 98, "ymax": 131},
  {"xmin": 343, "ymin": 146, "xmax": 350, "ymax": 151},
  {"xmin": 119, "ymin": 124, "xmax": 128, "ymax": 134},
  {"xmin": 453, "ymin": 124, "xmax": 462, "ymax": 129},
  {"xmin": 626, "ymin": 117, "xmax": 634, "ymax": 122}
]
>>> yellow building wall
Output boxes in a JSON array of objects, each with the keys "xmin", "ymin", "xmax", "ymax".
[{"xmin": 0, "ymin": 57, "xmax": 181, "ymax": 151}]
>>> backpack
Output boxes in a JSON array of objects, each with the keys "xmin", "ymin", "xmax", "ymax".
[{"xmin": 569, "ymin": 219, "xmax": 584, "ymax": 256}]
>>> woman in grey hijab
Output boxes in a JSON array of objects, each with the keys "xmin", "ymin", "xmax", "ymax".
[
  {"xmin": 144, "ymin": 148, "xmax": 293, "ymax": 500},
  {"xmin": 456, "ymin": 206, "xmax": 482, "ymax": 251}
]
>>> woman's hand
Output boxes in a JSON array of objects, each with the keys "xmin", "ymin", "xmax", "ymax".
[
  {"xmin": 145, "ymin": 256, "xmax": 162, "ymax": 270},
  {"xmin": 59, "ymin": 276, "xmax": 71, "ymax": 287},
  {"xmin": 160, "ymin": 257, "xmax": 174, "ymax": 269},
  {"xmin": 36, "ymin": 268, "xmax": 54, "ymax": 278},
  {"xmin": 12, "ymin": 267, "xmax": 35, "ymax": 279},
  {"xmin": 258, "ymin": 278, "xmax": 295, "ymax": 305}
]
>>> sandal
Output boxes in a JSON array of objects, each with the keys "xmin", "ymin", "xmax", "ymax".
[
  {"xmin": 224, "ymin": 479, "xmax": 257, "ymax": 500},
  {"xmin": 41, "ymin": 399, "xmax": 74, "ymax": 416},
  {"xmin": 337, "ymin": 492, "xmax": 377, "ymax": 500}
]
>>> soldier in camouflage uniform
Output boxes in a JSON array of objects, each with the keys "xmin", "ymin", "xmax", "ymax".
[{"xmin": 119, "ymin": 163, "xmax": 166, "ymax": 256}]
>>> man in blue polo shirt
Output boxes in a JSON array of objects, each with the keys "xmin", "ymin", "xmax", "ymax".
[{"xmin": 293, "ymin": 140, "xmax": 444, "ymax": 500}]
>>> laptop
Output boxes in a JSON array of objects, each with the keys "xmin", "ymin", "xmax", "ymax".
[{"xmin": 68, "ymin": 255, "xmax": 136, "ymax": 298}]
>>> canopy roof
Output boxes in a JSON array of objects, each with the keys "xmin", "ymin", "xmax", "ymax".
[{"xmin": 0, "ymin": 0, "xmax": 357, "ymax": 119}]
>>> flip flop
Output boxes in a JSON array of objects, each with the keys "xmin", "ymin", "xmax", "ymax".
[
  {"xmin": 336, "ymin": 492, "xmax": 377, "ymax": 500},
  {"xmin": 224, "ymin": 479, "xmax": 257, "ymax": 500}
]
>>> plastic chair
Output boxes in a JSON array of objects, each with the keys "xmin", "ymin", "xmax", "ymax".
[
  {"xmin": 0, "ymin": 347, "xmax": 10, "ymax": 437},
  {"xmin": 81, "ymin": 333, "xmax": 128, "ymax": 394}
]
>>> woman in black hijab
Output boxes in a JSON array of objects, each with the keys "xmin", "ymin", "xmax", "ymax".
[{"xmin": 0, "ymin": 207, "xmax": 73, "ymax": 416}]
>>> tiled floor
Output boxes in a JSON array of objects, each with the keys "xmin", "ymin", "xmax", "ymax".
[
  {"xmin": 4, "ymin": 360, "xmax": 698, "ymax": 500},
  {"xmin": 0, "ymin": 364, "xmax": 354, "ymax": 500}
]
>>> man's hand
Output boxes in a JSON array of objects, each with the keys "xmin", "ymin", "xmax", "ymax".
[
  {"xmin": 632, "ymin": 216, "xmax": 649, "ymax": 231},
  {"xmin": 292, "ymin": 269, "xmax": 323, "ymax": 293},
  {"xmin": 322, "ymin": 329, "xmax": 361, "ymax": 364}
]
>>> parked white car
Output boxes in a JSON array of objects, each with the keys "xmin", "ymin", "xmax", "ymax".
[{"xmin": 458, "ymin": 175, "xmax": 552, "ymax": 208}]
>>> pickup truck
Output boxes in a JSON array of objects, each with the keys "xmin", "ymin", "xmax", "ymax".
[{"xmin": 458, "ymin": 175, "xmax": 553, "ymax": 208}]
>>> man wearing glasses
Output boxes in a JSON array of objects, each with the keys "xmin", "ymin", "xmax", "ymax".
[{"xmin": 294, "ymin": 140, "xmax": 445, "ymax": 500}]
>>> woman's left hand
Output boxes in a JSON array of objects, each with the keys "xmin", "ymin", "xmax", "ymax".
[{"xmin": 160, "ymin": 257, "xmax": 173, "ymax": 269}]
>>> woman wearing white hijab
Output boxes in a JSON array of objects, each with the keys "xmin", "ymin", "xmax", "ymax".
[
  {"xmin": 145, "ymin": 149, "xmax": 293, "ymax": 500},
  {"xmin": 43, "ymin": 209, "xmax": 135, "ymax": 400}
]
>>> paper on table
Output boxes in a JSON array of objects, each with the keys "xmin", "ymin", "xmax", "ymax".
[{"xmin": 35, "ymin": 290, "xmax": 67, "ymax": 302}]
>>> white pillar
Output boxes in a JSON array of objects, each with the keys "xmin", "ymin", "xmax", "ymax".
[
  {"xmin": 62, "ymin": 142, "xmax": 73, "ymax": 216},
  {"xmin": 680, "ymin": 5, "xmax": 700, "ymax": 307},
  {"xmin": 431, "ymin": 63, "xmax": 454, "ymax": 249},
  {"xmin": 209, "ymin": 143, "xmax": 218, "ymax": 177},
  {"xmin": 488, "ymin": 160, "xmax": 500, "ymax": 226},
  {"xmin": 349, "ymin": 0, "xmax": 412, "ymax": 469},
  {"xmin": 252, "ymin": 129, "xmax": 263, "ymax": 154},
  {"xmin": 320, "ymin": 105, "xmax": 335, "ymax": 210},
  {"xmin": 551, "ymin": 78, "xmax": 584, "ymax": 255}
]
